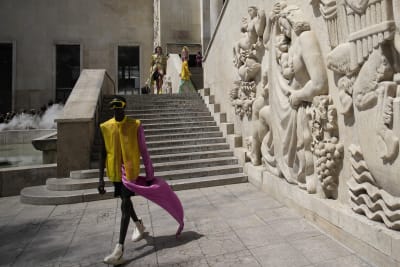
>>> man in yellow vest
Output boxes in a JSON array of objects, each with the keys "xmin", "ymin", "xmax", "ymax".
[{"xmin": 98, "ymin": 95, "xmax": 154, "ymax": 265}]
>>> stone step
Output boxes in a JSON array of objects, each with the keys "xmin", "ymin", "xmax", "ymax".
[
  {"xmin": 70, "ymin": 164, "xmax": 242, "ymax": 180},
  {"xmin": 158, "ymin": 164, "xmax": 243, "ymax": 180},
  {"xmin": 148, "ymin": 149, "xmax": 234, "ymax": 163},
  {"xmin": 46, "ymin": 172, "xmax": 247, "ymax": 193},
  {"xmin": 146, "ymin": 137, "xmax": 226, "ymax": 149},
  {"xmin": 142, "ymin": 121, "xmax": 216, "ymax": 130},
  {"xmin": 91, "ymin": 150, "xmax": 234, "ymax": 167},
  {"xmin": 143, "ymin": 126, "xmax": 220, "ymax": 135},
  {"xmin": 100, "ymin": 107, "xmax": 210, "ymax": 121},
  {"xmin": 105, "ymin": 103, "xmax": 207, "ymax": 110},
  {"xmin": 21, "ymin": 171, "xmax": 247, "ymax": 205},
  {"xmin": 104, "ymin": 93, "xmax": 200, "ymax": 101},
  {"xmin": 94, "ymin": 131, "xmax": 223, "ymax": 145},
  {"xmin": 141, "ymin": 131, "xmax": 224, "ymax": 143},
  {"xmin": 138, "ymin": 116, "xmax": 214, "ymax": 124},
  {"xmin": 147, "ymin": 143, "xmax": 230, "ymax": 156},
  {"xmin": 73, "ymin": 157, "xmax": 238, "ymax": 182},
  {"xmin": 126, "ymin": 99, "xmax": 205, "ymax": 105},
  {"xmin": 46, "ymin": 178, "xmax": 113, "ymax": 191},
  {"xmin": 102, "ymin": 107, "xmax": 209, "ymax": 116},
  {"xmin": 169, "ymin": 173, "xmax": 247, "ymax": 191},
  {"xmin": 92, "ymin": 136, "xmax": 226, "ymax": 155},
  {"xmin": 91, "ymin": 143, "xmax": 231, "ymax": 161},
  {"xmin": 123, "ymin": 111, "xmax": 211, "ymax": 119},
  {"xmin": 20, "ymin": 186, "xmax": 115, "ymax": 205},
  {"xmin": 99, "ymin": 114, "xmax": 213, "ymax": 126},
  {"xmin": 149, "ymin": 157, "xmax": 239, "ymax": 172}
]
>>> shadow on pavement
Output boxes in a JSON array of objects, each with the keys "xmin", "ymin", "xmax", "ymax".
[{"xmin": 119, "ymin": 230, "xmax": 204, "ymax": 266}]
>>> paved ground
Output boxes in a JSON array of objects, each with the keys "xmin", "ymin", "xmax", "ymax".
[{"xmin": 0, "ymin": 183, "xmax": 372, "ymax": 267}]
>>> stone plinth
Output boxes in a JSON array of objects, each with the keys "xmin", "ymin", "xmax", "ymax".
[
  {"xmin": 56, "ymin": 69, "xmax": 114, "ymax": 177},
  {"xmin": 32, "ymin": 132, "xmax": 57, "ymax": 164}
]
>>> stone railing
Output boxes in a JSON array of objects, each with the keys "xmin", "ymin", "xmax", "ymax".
[{"xmin": 56, "ymin": 69, "xmax": 114, "ymax": 177}]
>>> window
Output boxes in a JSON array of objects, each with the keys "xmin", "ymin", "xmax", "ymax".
[
  {"xmin": 0, "ymin": 43, "xmax": 13, "ymax": 114},
  {"xmin": 56, "ymin": 44, "xmax": 80, "ymax": 103},
  {"xmin": 118, "ymin": 46, "xmax": 140, "ymax": 94}
]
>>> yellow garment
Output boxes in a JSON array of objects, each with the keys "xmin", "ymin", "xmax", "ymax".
[
  {"xmin": 180, "ymin": 60, "xmax": 191, "ymax": 81},
  {"xmin": 151, "ymin": 53, "xmax": 167, "ymax": 73},
  {"xmin": 100, "ymin": 116, "xmax": 141, "ymax": 182}
]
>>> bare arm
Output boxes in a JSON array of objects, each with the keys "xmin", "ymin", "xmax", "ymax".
[
  {"xmin": 255, "ymin": 10, "xmax": 266, "ymax": 37},
  {"xmin": 263, "ymin": 3, "xmax": 282, "ymax": 47}
]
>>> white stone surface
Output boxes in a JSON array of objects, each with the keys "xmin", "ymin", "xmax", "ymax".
[{"xmin": 204, "ymin": 0, "xmax": 400, "ymax": 243}]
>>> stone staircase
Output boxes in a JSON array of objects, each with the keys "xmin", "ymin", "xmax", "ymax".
[{"xmin": 20, "ymin": 93, "xmax": 247, "ymax": 205}]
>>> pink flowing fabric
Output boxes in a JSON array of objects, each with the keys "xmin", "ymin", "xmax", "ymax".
[
  {"xmin": 120, "ymin": 123, "xmax": 184, "ymax": 236},
  {"xmin": 122, "ymin": 174, "xmax": 184, "ymax": 236}
]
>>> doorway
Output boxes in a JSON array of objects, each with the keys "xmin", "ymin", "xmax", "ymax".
[
  {"xmin": 0, "ymin": 43, "xmax": 13, "ymax": 114},
  {"xmin": 118, "ymin": 46, "xmax": 140, "ymax": 95},
  {"xmin": 56, "ymin": 44, "xmax": 80, "ymax": 103}
]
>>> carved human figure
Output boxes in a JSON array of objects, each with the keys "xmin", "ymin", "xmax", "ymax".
[
  {"xmin": 233, "ymin": 6, "xmax": 266, "ymax": 82},
  {"xmin": 247, "ymin": 71, "xmax": 269, "ymax": 165},
  {"xmin": 258, "ymin": 3, "xmax": 328, "ymax": 191},
  {"xmin": 149, "ymin": 46, "xmax": 168, "ymax": 94}
]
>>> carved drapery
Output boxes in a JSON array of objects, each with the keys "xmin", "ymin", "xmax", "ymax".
[{"xmin": 245, "ymin": 2, "xmax": 344, "ymax": 198}]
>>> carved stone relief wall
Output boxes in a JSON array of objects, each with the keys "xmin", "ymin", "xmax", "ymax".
[
  {"xmin": 224, "ymin": 0, "xmax": 400, "ymax": 231},
  {"xmin": 231, "ymin": 6, "xmax": 266, "ymax": 120},
  {"xmin": 323, "ymin": 0, "xmax": 400, "ymax": 230},
  {"xmin": 349, "ymin": 144, "xmax": 400, "ymax": 230},
  {"xmin": 244, "ymin": 2, "xmax": 343, "ymax": 198}
]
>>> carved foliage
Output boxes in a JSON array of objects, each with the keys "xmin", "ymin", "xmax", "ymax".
[
  {"xmin": 232, "ymin": 6, "xmax": 265, "ymax": 120},
  {"xmin": 230, "ymin": 81, "xmax": 257, "ymax": 119}
]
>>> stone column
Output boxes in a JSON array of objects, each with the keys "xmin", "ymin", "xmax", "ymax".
[{"xmin": 153, "ymin": 0, "xmax": 161, "ymax": 49}]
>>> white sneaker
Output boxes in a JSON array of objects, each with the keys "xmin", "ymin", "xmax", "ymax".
[
  {"xmin": 131, "ymin": 219, "xmax": 145, "ymax": 242},
  {"xmin": 103, "ymin": 243, "xmax": 124, "ymax": 265}
]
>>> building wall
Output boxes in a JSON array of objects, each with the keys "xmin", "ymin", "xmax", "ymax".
[
  {"xmin": 159, "ymin": 0, "xmax": 201, "ymax": 54},
  {"xmin": 0, "ymin": 0, "xmax": 153, "ymax": 111},
  {"xmin": 203, "ymin": 1, "xmax": 400, "ymax": 263}
]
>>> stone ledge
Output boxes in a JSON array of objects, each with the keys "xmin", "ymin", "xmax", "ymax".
[
  {"xmin": 0, "ymin": 164, "xmax": 57, "ymax": 197},
  {"xmin": 245, "ymin": 163, "xmax": 400, "ymax": 267}
]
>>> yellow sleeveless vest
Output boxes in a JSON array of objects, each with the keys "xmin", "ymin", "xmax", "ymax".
[
  {"xmin": 180, "ymin": 60, "xmax": 191, "ymax": 81},
  {"xmin": 100, "ymin": 116, "xmax": 141, "ymax": 182}
]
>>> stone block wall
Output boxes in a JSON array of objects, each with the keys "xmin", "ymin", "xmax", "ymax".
[{"xmin": 204, "ymin": 0, "xmax": 400, "ymax": 265}]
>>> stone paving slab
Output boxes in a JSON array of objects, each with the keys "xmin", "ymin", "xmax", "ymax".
[{"xmin": 0, "ymin": 183, "xmax": 374, "ymax": 267}]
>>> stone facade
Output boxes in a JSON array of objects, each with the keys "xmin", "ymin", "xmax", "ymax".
[
  {"xmin": 0, "ymin": 0, "xmax": 153, "ymax": 111},
  {"xmin": 203, "ymin": 0, "xmax": 400, "ymax": 264},
  {"xmin": 0, "ymin": 0, "xmax": 201, "ymax": 111}
]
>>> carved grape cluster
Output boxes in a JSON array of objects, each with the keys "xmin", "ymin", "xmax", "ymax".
[{"xmin": 314, "ymin": 137, "xmax": 344, "ymax": 197}]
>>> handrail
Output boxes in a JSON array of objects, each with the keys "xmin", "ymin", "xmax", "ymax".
[
  {"xmin": 105, "ymin": 71, "xmax": 116, "ymax": 95},
  {"xmin": 203, "ymin": 0, "xmax": 230, "ymax": 61}
]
